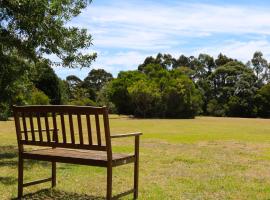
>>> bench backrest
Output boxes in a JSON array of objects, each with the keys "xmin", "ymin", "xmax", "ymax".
[{"xmin": 13, "ymin": 105, "xmax": 112, "ymax": 153}]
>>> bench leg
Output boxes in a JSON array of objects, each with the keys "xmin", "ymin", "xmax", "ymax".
[
  {"xmin": 18, "ymin": 155, "xmax": 23, "ymax": 199},
  {"xmin": 107, "ymin": 166, "xmax": 112, "ymax": 200},
  {"xmin": 134, "ymin": 136, "xmax": 140, "ymax": 199},
  {"xmin": 52, "ymin": 162, "xmax": 56, "ymax": 187}
]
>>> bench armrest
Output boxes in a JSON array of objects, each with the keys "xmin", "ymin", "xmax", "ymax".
[{"xmin": 110, "ymin": 132, "xmax": 142, "ymax": 138}]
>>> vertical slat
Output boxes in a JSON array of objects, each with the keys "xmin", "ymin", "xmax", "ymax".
[
  {"xmin": 18, "ymin": 154, "xmax": 24, "ymax": 198},
  {"xmin": 45, "ymin": 114, "xmax": 51, "ymax": 142},
  {"xmin": 134, "ymin": 135, "xmax": 140, "ymax": 199},
  {"xmin": 52, "ymin": 113, "xmax": 58, "ymax": 143},
  {"xmin": 60, "ymin": 114, "xmax": 67, "ymax": 143},
  {"xmin": 29, "ymin": 113, "xmax": 35, "ymax": 141},
  {"xmin": 69, "ymin": 114, "xmax": 75, "ymax": 144},
  {"xmin": 14, "ymin": 111, "xmax": 23, "ymax": 152},
  {"xmin": 86, "ymin": 115, "xmax": 92, "ymax": 145},
  {"xmin": 77, "ymin": 114, "xmax": 84, "ymax": 144},
  {"xmin": 36, "ymin": 113, "xmax": 43, "ymax": 142},
  {"xmin": 22, "ymin": 113, "xmax": 28, "ymax": 141},
  {"xmin": 95, "ymin": 114, "xmax": 102, "ymax": 146}
]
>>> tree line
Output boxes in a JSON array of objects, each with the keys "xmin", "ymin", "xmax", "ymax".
[
  {"xmin": 104, "ymin": 52, "xmax": 270, "ymax": 118},
  {"xmin": 1, "ymin": 50, "xmax": 270, "ymax": 120},
  {"xmin": 1, "ymin": 0, "xmax": 270, "ymax": 120}
]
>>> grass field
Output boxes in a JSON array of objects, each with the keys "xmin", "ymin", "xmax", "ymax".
[{"xmin": 1, "ymin": 116, "xmax": 270, "ymax": 199}]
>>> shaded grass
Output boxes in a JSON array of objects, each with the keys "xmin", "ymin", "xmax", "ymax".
[{"xmin": 1, "ymin": 116, "xmax": 270, "ymax": 199}]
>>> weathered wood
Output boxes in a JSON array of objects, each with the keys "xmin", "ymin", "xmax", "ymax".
[
  {"xmin": 77, "ymin": 114, "xmax": 83, "ymax": 145},
  {"xmin": 23, "ymin": 178, "xmax": 52, "ymax": 187},
  {"xmin": 13, "ymin": 105, "xmax": 142, "ymax": 199},
  {"xmin": 113, "ymin": 189, "xmax": 134, "ymax": 199},
  {"xmin": 18, "ymin": 154, "xmax": 23, "ymax": 198},
  {"xmin": 60, "ymin": 114, "xmax": 67, "ymax": 143},
  {"xmin": 134, "ymin": 135, "xmax": 140, "ymax": 199},
  {"xmin": 29, "ymin": 114, "xmax": 36, "ymax": 141},
  {"xmin": 44, "ymin": 115, "xmax": 51, "ymax": 142},
  {"xmin": 86, "ymin": 114, "xmax": 92, "ymax": 145},
  {"xmin": 69, "ymin": 114, "xmax": 75, "ymax": 144},
  {"xmin": 95, "ymin": 114, "xmax": 102, "ymax": 146},
  {"xmin": 36, "ymin": 113, "xmax": 43, "ymax": 142},
  {"xmin": 111, "ymin": 132, "xmax": 142, "ymax": 138},
  {"xmin": 22, "ymin": 113, "xmax": 28, "ymax": 141},
  {"xmin": 52, "ymin": 113, "xmax": 58, "ymax": 143},
  {"xmin": 20, "ymin": 140, "xmax": 107, "ymax": 151}
]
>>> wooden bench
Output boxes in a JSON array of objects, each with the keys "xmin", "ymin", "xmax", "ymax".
[{"xmin": 13, "ymin": 105, "xmax": 142, "ymax": 199}]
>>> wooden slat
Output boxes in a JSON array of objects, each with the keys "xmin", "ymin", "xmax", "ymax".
[
  {"xmin": 20, "ymin": 128, "xmax": 56, "ymax": 133},
  {"xmin": 95, "ymin": 114, "xmax": 102, "ymax": 146},
  {"xmin": 14, "ymin": 105, "xmax": 105, "ymax": 114},
  {"xmin": 23, "ymin": 178, "xmax": 52, "ymax": 187},
  {"xmin": 29, "ymin": 113, "xmax": 35, "ymax": 141},
  {"xmin": 112, "ymin": 189, "xmax": 134, "ymax": 199},
  {"xmin": 69, "ymin": 114, "xmax": 75, "ymax": 144},
  {"xmin": 36, "ymin": 113, "xmax": 43, "ymax": 142},
  {"xmin": 44, "ymin": 114, "xmax": 51, "ymax": 142},
  {"xmin": 60, "ymin": 114, "xmax": 67, "ymax": 143},
  {"xmin": 86, "ymin": 115, "xmax": 92, "ymax": 145},
  {"xmin": 22, "ymin": 113, "xmax": 28, "ymax": 141},
  {"xmin": 77, "ymin": 114, "xmax": 84, "ymax": 145},
  {"xmin": 20, "ymin": 140, "xmax": 107, "ymax": 151},
  {"xmin": 52, "ymin": 113, "xmax": 58, "ymax": 143}
]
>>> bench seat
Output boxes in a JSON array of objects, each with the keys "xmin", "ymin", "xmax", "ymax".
[{"xmin": 22, "ymin": 148, "xmax": 135, "ymax": 167}]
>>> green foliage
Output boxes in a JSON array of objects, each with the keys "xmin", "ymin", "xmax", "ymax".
[
  {"xmin": 207, "ymin": 61, "xmax": 257, "ymax": 117},
  {"xmin": 82, "ymin": 69, "xmax": 113, "ymax": 100},
  {"xmin": 207, "ymin": 99, "xmax": 226, "ymax": 117},
  {"xmin": 0, "ymin": 0, "xmax": 96, "ymax": 68},
  {"xmin": 29, "ymin": 90, "xmax": 50, "ymax": 105},
  {"xmin": 32, "ymin": 60, "xmax": 63, "ymax": 104},
  {"xmin": 0, "ymin": 103, "xmax": 10, "ymax": 121},
  {"xmin": 69, "ymin": 98, "xmax": 96, "ymax": 106},
  {"xmin": 162, "ymin": 75, "xmax": 202, "ymax": 118},
  {"xmin": 255, "ymin": 83, "xmax": 270, "ymax": 118},
  {"xmin": 0, "ymin": 0, "xmax": 95, "ymax": 119},
  {"xmin": 128, "ymin": 80, "xmax": 162, "ymax": 117},
  {"xmin": 107, "ymin": 71, "xmax": 146, "ymax": 115},
  {"xmin": 108, "ymin": 65, "xmax": 202, "ymax": 118},
  {"xmin": 96, "ymin": 84, "xmax": 116, "ymax": 113}
]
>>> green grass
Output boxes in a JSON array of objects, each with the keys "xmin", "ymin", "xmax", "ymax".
[{"xmin": 1, "ymin": 116, "xmax": 270, "ymax": 199}]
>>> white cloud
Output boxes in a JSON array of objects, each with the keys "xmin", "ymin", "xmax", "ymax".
[
  {"xmin": 54, "ymin": 1, "xmax": 270, "ymax": 78},
  {"xmin": 72, "ymin": 2, "xmax": 270, "ymax": 51},
  {"xmin": 193, "ymin": 39, "xmax": 270, "ymax": 62}
]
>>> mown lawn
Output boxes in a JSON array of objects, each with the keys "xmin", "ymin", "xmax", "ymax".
[{"xmin": 1, "ymin": 116, "xmax": 270, "ymax": 199}]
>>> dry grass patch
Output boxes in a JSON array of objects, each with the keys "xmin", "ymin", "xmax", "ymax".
[{"xmin": 1, "ymin": 116, "xmax": 270, "ymax": 199}]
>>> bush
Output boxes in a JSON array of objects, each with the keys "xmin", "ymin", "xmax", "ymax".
[
  {"xmin": 0, "ymin": 103, "xmax": 10, "ymax": 121},
  {"xmin": 29, "ymin": 90, "xmax": 50, "ymax": 105},
  {"xmin": 96, "ymin": 84, "xmax": 117, "ymax": 113},
  {"xmin": 128, "ymin": 80, "xmax": 162, "ymax": 118},
  {"xmin": 69, "ymin": 98, "xmax": 97, "ymax": 106},
  {"xmin": 255, "ymin": 83, "xmax": 270, "ymax": 118},
  {"xmin": 207, "ymin": 99, "xmax": 226, "ymax": 117}
]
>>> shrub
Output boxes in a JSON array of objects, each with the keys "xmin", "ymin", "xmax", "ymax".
[
  {"xmin": 0, "ymin": 103, "xmax": 10, "ymax": 121},
  {"xmin": 69, "ymin": 98, "xmax": 97, "ymax": 106},
  {"xmin": 29, "ymin": 90, "xmax": 50, "ymax": 105}
]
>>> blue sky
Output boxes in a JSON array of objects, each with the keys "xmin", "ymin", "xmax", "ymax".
[{"xmin": 52, "ymin": 0, "xmax": 270, "ymax": 79}]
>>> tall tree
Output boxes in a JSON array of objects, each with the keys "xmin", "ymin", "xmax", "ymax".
[
  {"xmin": 0, "ymin": 0, "xmax": 96, "ymax": 118},
  {"xmin": 83, "ymin": 69, "xmax": 113, "ymax": 93},
  {"xmin": 251, "ymin": 51, "xmax": 268, "ymax": 84},
  {"xmin": 0, "ymin": 0, "xmax": 96, "ymax": 68}
]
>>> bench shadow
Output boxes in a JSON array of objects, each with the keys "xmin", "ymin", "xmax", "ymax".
[
  {"xmin": 0, "ymin": 176, "xmax": 17, "ymax": 185},
  {"xmin": 14, "ymin": 189, "xmax": 105, "ymax": 200},
  {"xmin": 0, "ymin": 145, "xmax": 51, "ymax": 168},
  {"xmin": 0, "ymin": 145, "xmax": 18, "ymax": 159}
]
